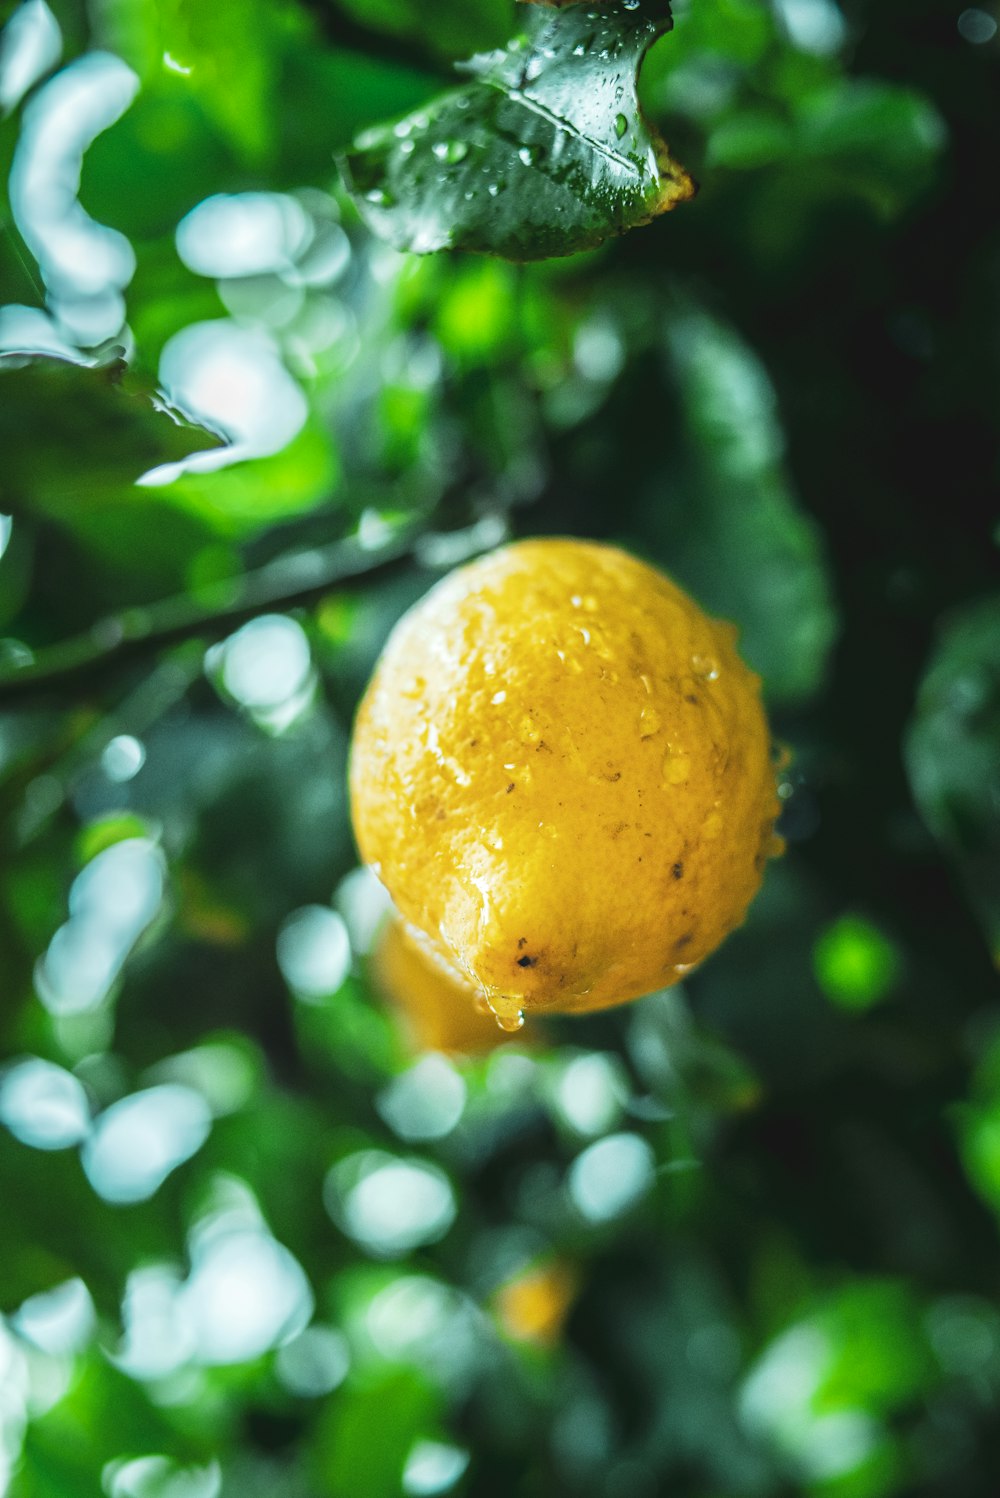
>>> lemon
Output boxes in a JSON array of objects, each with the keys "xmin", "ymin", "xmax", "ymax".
[
  {"xmin": 350, "ymin": 538, "xmax": 781, "ymax": 1031},
  {"xmin": 372, "ymin": 912, "xmax": 518, "ymax": 1054}
]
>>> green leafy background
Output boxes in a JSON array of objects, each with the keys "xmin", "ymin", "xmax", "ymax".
[{"xmin": 1, "ymin": 0, "xmax": 998, "ymax": 1495}]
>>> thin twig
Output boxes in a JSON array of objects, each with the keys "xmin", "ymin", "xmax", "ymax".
[
  {"xmin": 297, "ymin": 1, "xmax": 453, "ymax": 83},
  {"xmin": 0, "ymin": 525, "xmax": 423, "ymax": 703}
]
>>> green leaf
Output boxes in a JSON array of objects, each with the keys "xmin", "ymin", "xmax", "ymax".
[
  {"xmin": 0, "ymin": 346, "xmax": 224, "ymax": 515},
  {"xmin": 312, "ymin": 1368, "xmax": 441, "ymax": 1498},
  {"xmin": 654, "ymin": 306, "xmax": 837, "ymax": 706},
  {"xmin": 89, "ymin": 0, "xmax": 284, "ymax": 163},
  {"xmin": 338, "ymin": 0, "xmax": 694, "ymax": 261},
  {"xmin": 905, "ymin": 595, "xmax": 1000, "ymax": 967}
]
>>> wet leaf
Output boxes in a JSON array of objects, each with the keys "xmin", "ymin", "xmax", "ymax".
[
  {"xmin": 338, "ymin": 0, "xmax": 694, "ymax": 261},
  {"xmin": 905, "ymin": 596, "xmax": 1000, "ymax": 968},
  {"xmin": 653, "ymin": 305, "xmax": 837, "ymax": 706},
  {"xmin": 0, "ymin": 346, "xmax": 225, "ymax": 515}
]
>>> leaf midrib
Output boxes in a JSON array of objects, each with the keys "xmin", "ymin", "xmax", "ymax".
[{"xmin": 478, "ymin": 74, "xmax": 648, "ymax": 180}]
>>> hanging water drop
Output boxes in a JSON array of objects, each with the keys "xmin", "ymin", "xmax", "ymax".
[{"xmin": 485, "ymin": 994, "xmax": 526, "ymax": 1033}]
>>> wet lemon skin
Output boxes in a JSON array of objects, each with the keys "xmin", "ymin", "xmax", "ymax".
[
  {"xmin": 373, "ymin": 913, "xmax": 516, "ymax": 1054},
  {"xmin": 350, "ymin": 539, "xmax": 779, "ymax": 1020}
]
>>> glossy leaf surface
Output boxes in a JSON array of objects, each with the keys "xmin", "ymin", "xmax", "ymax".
[
  {"xmin": 339, "ymin": 0, "xmax": 694, "ymax": 260},
  {"xmin": 0, "ymin": 347, "xmax": 223, "ymax": 514}
]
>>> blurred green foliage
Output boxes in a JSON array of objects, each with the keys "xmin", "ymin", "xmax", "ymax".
[{"xmin": 1, "ymin": 0, "xmax": 999, "ymax": 1495}]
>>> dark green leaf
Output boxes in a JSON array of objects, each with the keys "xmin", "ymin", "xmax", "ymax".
[
  {"xmin": 905, "ymin": 596, "xmax": 1000, "ymax": 967},
  {"xmin": 0, "ymin": 346, "xmax": 224, "ymax": 515},
  {"xmin": 653, "ymin": 305, "xmax": 837, "ymax": 705},
  {"xmin": 338, "ymin": 0, "xmax": 694, "ymax": 261}
]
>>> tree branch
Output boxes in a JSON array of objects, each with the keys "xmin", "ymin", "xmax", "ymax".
[
  {"xmin": 298, "ymin": 0, "xmax": 454, "ymax": 82},
  {"xmin": 0, "ymin": 526, "xmax": 422, "ymax": 703}
]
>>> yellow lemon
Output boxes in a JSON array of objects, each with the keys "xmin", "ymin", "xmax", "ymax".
[
  {"xmin": 372, "ymin": 912, "xmax": 520, "ymax": 1055},
  {"xmin": 350, "ymin": 538, "xmax": 780, "ymax": 1031}
]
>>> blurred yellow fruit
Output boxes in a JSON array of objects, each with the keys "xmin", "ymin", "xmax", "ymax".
[
  {"xmin": 494, "ymin": 1259, "xmax": 578, "ymax": 1348},
  {"xmin": 350, "ymin": 538, "xmax": 780, "ymax": 1032},
  {"xmin": 372, "ymin": 911, "xmax": 517, "ymax": 1055}
]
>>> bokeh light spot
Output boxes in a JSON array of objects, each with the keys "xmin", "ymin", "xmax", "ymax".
[
  {"xmin": 0, "ymin": 0, "xmax": 61, "ymax": 115},
  {"xmin": 102, "ymin": 1455, "xmax": 222, "ymax": 1498},
  {"xmin": 140, "ymin": 321, "xmax": 307, "ymax": 484},
  {"xmin": 10, "ymin": 51, "xmax": 138, "ymax": 336},
  {"xmin": 82, "ymin": 1085, "xmax": 211, "ymax": 1203},
  {"xmin": 377, "ymin": 1054, "xmax": 467, "ymax": 1142},
  {"xmin": 180, "ymin": 1227, "xmax": 313, "ymax": 1365},
  {"xmin": 35, "ymin": 837, "xmax": 165, "ymax": 1016},
  {"xmin": 773, "ymin": 0, "xmax": 847, "ymax": 54},
  {"xmin": 176, "ymin": 193, "xmax": 312, "ymax": 280},
  {"xmin": 403, "ymin": 1441, "xmax": 470, "ymax": 1496},
  {"xmin": 277, "ymin": 905, "xmax": 351, "ymax": 1002},
  {"xmin": 958, "ymin": 7, "xmax": 998, "ymax": 43},
  {"xmin": 326, "ymin": 1152, "xmax": 457, "ymax": 1258},
  {"xmin": 212, "ymin": 613, "xmax": 315, "ymax": 732},
  {"xmin": 333, "ymin": 866, "xmax": 394, "ymax": 956},
  {"xmin": 813, "ymin": 914, "xmax": 900, "ymax": 1010},
  {"xmin": 275, "ymin": 1325, "xmax": 350, "ymax": 1397},
  {"xmin": 0, "ymin": 1057, "xmax": 90, "ymax": 1148},
  {"xmin": 553, "ymin": 1053, "xmax": 626, "ymax": 1138},
  {"xmin": 13, "ymin": 1277, "xmax": 95, "ymax": 1355},
  {"xmin": 101, "ymin": 735, "xmax": 146, "ymax": 783},
  {"xmin": 567, "ymin": 1132, "xmax": 655, "ymax": 1223}
]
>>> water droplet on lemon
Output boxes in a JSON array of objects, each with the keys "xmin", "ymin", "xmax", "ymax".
[
  {"xmin": 691, "ymin": 654, "xmax": 719, "ymax": 682},
  {"xmin": 486, "ymin": 994, "xmax": 526, "ymax": 1033},
  {"xmin": 663, "ymin": 748, "xmax": 691, "ymax": 785}
]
